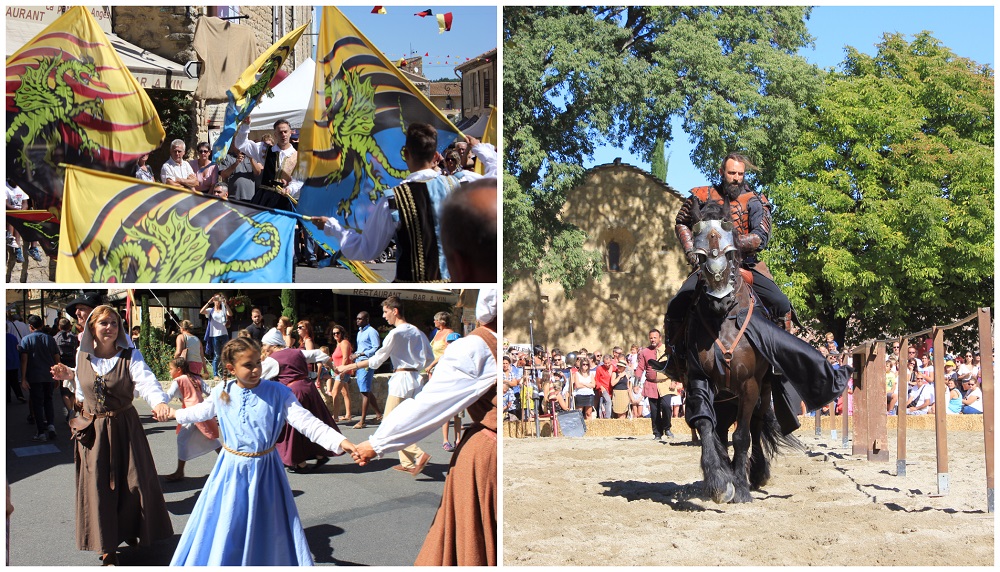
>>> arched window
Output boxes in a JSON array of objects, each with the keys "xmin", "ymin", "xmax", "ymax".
[{"xmin": 608, "ymin": 241, "xmax": 621, "ymax": 271}]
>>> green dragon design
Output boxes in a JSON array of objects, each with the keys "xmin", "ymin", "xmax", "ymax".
[
  {"xmin": 240, "ymin": 53, "xmax": 283, "ymax": 106},
  {"xmin": 6, "ymin": 54, "xmax": 105, "ymax": 172},
  {"xmin": 90, "ymin": 206, "xmax": 282, "ymax": 283},
  {"xmin": 322, "ymin": 68, "xmax": 408, "ymax": 227}
]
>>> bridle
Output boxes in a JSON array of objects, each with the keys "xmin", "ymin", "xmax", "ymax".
[{"xmin": 693, "ymin": 218, "xmax": 755, "ymax": 390}]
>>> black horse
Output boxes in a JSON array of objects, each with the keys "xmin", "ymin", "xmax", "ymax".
[{"xmin": 683, "ymin": 199, "xmax": 802, "ymax": 503}]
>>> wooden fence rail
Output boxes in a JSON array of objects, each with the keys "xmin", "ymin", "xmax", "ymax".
[{"xmin": 846, "ymin": 308, "xmax": 993, "ymax": 513}]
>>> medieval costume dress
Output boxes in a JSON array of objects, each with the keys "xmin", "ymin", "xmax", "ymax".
[
  {"xmin": 71, "ymin": 327, "xmax": 173, "ymax": 553},
  {"xmin": 166, "ymin": 374, "xmax": 220, "ymax": 461},
  {"xmin": 367, "ymin": 291, "xmax": 499, "ymax": 565},
  {"xmin": 269, "ymin": 348, "xmax": 342, "ymax": 468},
  {"xmin": 320, "ymin": 171, "xmax": 460, "ymax": 282},
  {"xmin": 170, "ymin": 379, "xmax": 348, "ymax": 565}
]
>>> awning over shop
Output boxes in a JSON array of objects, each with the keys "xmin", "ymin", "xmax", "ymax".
[
  {"xmin": 454, "ymin": 113, "xmax": 489, "ymax": 138},
  {"xmin": 6, "ymin": 15, "xmax": 197, "ymax": 92},
  {"xmin": 333, "ymin": 289, "xmax": 459, "ymax": 304},
  {"xmin": 107, "ymin": 34, "xmax": 197, "ymax": 92}
]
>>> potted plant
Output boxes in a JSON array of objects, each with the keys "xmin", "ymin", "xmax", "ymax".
[{"xmin": 230, "ymin": 292, "xmax": 253, "ymax": 314}]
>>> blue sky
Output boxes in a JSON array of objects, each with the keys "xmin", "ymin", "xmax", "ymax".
[
  {"xmin": 586, "ymin": 5, "xmax": 995, "ymax": 195},
  {"xmin": 324, "ymin": 6, "xmax": 498, "ymax": 80}
]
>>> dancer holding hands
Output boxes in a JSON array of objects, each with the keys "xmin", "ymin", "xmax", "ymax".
[{"xmin": 162, "ymin": 338, "xmax": 356, "ymax": 565}]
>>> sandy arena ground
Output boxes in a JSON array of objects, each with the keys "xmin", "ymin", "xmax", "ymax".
[{"xmin": 502, "ymin": 420, "xmax": 993, "ymax": 566}]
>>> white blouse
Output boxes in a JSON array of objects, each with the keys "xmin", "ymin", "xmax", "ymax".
[
  {"xmin": 175, "ymin": 384, "xmax": 346, "ymax": 454},
  {"xmin": 73, "ymin": 348, "xmax": 170, "ymax": 408},
  {"xmin": 369, "ymin": 330, "xmax": 496, "ymax": 456}
]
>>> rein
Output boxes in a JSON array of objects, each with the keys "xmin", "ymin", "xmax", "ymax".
[{"xmin": 698, "ymin": 278, "xmax": 755, "ymax": 391}]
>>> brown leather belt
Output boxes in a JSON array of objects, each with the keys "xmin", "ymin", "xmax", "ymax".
[
  {"xmin": 92, "ymin": 403, "xmax": 135, "ymax": 418},
  {"xmin": 395, "ymin": 367, "xmax": 418, "ymax": 372}
]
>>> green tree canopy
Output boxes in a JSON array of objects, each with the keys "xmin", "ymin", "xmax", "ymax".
[
  {"xmin": 763, "ymin": 32, "xmax": 994, "ymax": 344},
  {"xmin": 503, "ymin": 6, "xmax": 822, "ymax": 294}
]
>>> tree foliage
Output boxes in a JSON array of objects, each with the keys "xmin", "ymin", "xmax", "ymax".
[
  {"xmin": 137, "ymin": 294, "xmax": 174, "ymax": 381},
  {"xmin": 281, "ymin": 289, "xmax": 297, "ymax": 324},
  {"xmin": 763, "ymin": 32, "xmax": 994, "ymax": 344},
  {"xmin": 503, "ymin": 6, "xmax": 822, "ymax": 294},
  {"xmin": 649, "ymin": 137, "xmax": 667, "ymax": 183}
]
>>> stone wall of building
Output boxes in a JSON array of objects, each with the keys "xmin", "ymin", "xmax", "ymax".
[
  {"xmin": 456, "ymin": 49, "xmax": 497, "ymax": 119},
  {"xmin": 115, "ymin": 6, "xmax": 315, "ymax": 145},
  {"xmin": 503, "ymin": 164, "xmax": 689, "ymax": 352},
  {"xmin": 112, "ymin": 6, "xmax": 201, "ymax": 64}
]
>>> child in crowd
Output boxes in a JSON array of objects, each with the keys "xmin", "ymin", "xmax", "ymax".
[
  {"xmin": 163, "ymin": 357, "xmax": 220, "ymax": 482},
  {"xmin": 436, "ymin": 332, "xmax": 463, "ymax": 451},
  {"xmin": 317, "ymin": 345, "xmax": 336, "ymax": 413},
  {"xmin": 628, "ymin": 376, "xmax": 645, "ymax": 419},
  {"xmin": 166, "ymin": 338, "xmax": 356, "ymax": 565}
]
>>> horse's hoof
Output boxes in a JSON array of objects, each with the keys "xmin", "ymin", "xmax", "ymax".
[{"xmin": 712, "ymin": 482, "xmax": 736, "ymax": 504}]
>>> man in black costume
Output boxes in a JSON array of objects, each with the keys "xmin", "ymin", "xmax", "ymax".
[
  {"xmin": 661, "ymin": 153, "xmax": 850, "ymax": 434},
  {"xmin": 312, "ymin": 123, "xmax": 464, "ymax": 282}
]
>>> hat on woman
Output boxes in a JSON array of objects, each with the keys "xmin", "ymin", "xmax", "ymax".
[
  {"xmin": 78, "ymin": 305, "xmax": 132, "ymax": 355},
  {"xmin": 261, "ymin": 327, "xmax": 285, "ymax": 347}
]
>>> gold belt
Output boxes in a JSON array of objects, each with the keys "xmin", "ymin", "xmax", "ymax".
[{"xmin": 221, "ymin": 440, "xmax": 275, "ymax": 458}]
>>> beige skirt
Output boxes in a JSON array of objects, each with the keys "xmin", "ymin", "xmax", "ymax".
[{"xmin": 612, "ymin": 389, "xmax": 630, "ymax": 415}]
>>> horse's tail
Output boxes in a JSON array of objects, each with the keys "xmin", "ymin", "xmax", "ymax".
[{"xmin": 760, "ymin": 401, "xmax": 805, "ymax": 459}]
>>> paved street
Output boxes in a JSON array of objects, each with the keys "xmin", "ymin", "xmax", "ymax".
[
  {"xmin": 5, "ymin": 252, "xmax": 396, "ymax": 284},
  {"xmin": 5, "ymin": 394, "xmax": 450, "ymax": 566}
]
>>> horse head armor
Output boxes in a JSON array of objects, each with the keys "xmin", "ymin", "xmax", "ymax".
[{"xmin": 691, "ymin": 200, "xmax": 739, "ymax": 299}]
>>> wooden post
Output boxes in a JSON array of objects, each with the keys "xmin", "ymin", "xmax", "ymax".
[
  {"xmin": 842, "ymin": 381, "xmax": 850, "ymax": 449},
  {"xmin": 851, "ymin": 343, "xmax": 888, "ymax": 460},
  {"xmin": 815, "ymin": 397, "xmax": 823, "ymax": 437},
  {"xmin": 897, "ymin": 339, "xmax": 908, "ymax": 476},
  {"xmin": 852, "ymin": 348, "xmax": 868, "ymax": 457},
  {"xmin": 978, "ymin": 308, "xmax": 994, "ymax": 512},
  {"xmin": 866, "ymin": 342, "xmax": 889, "ymax": 461},
  {"xmin": 932, "ymin": 327, "xmax": 949, "ymax": 494}
]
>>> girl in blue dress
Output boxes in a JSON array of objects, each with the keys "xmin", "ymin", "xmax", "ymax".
[{"xmin": 165, "ymin": 337, "xmax": 356, "ymax": 565}]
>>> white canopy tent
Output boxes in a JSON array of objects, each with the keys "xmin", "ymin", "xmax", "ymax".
[{"xmin": 248, "ymin": 57, "xmax": 315, "ymax": 131}]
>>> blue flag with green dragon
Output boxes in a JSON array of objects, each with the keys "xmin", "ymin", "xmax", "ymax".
[
  {"xmin": 57, "ymin": 166, "xmax": 296, "ymax": 283},
  {"xmin": 295, "ymin": 6, "xmax": 463, "ymax": 256},
  {"xmin": 211, "ymin": 22, "xmax": 308, "ymax": 163}
]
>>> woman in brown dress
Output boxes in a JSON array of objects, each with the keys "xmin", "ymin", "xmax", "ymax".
[{"xmin": 51, "ymin": 306, "xmax": 173, "ymax": 565}]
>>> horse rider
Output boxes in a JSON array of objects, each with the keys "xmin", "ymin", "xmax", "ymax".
[
  {"xmin": 662, "ymin": 152, "xmax": 850, "ymax": 435},
  {"xmin": 666, "ymin": 152, "xmax": 792, "ymax": 358}
]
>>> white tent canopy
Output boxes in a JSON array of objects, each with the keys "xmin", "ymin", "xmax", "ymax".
[{"xmin": 249, "ymin": 57, "xmax": 315, "ymax": 131}]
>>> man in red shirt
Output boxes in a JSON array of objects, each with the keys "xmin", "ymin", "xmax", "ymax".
[
  {"xmin": 594, "ymin": 355, "xmax": 613, "ymax": 419},
  {"xmin": 637, "ymin": 329, "xmax": 673, "ymax": 439}
]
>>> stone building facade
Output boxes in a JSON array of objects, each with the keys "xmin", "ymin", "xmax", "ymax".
[
  {"xmin": 112, "ymin": 6, "xmax": 314, "ymax": 152},
  {"xmin": 455, "ymin": 48, "xmax": 497, "ymax": 120},
  {"xmin": 503, "ymin": 163, "xmax": 690, "ymax": 352},
  {"xmin": 428, "ymin": 81, "xmax": 463, "ymax": 122}
]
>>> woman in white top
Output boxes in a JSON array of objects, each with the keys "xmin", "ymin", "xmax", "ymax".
[
  {"xmin": 572, "ymin": 356, "xmax": 596, "ymax": 419},
  {"xmin": 173, "ymin": 320, "xmax": 205, "ymax": 376},
  {"xmin": 200, "ymin": 293, "xmax": 229, "ymax": 379},
  {"xmin": 961, "ymin": 378, "xmax": 983, "ymax": 414}
]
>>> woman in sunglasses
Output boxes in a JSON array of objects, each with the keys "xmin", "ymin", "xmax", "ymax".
[
  {"xmin": 189, "ymin": 141, "xmax": 219, "ymax": 193},
  {"xmin": 328, "ymin": 325, "xmax": 355, "ymax": 423}
]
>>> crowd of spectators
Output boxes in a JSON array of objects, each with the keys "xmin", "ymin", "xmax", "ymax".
[
  {"xmin": 883, "ymin": 337, "xmax": 984, "ymax": 416},
  {"xmin": 501, "ymin": 330, "xmax": 988, "ymax": 426},
  {"xmin": 500, "ymin": 340, "xmax": 685, "ymax": 423}
]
